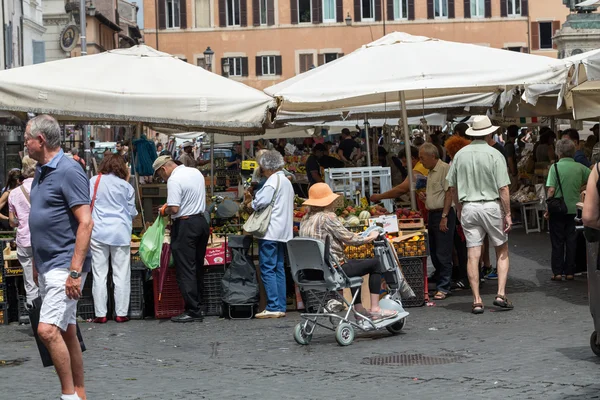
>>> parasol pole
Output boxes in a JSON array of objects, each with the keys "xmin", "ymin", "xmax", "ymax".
[
  {"xmin": 133, "ymin": 122, "xmax": 146, "ymax": 228},
  {"xmin": 210, "ymin": 133, "xmax": 215, "ymax": 196},
  {"xmin": 400, "ymin": 91, "xmax": 417, "ymax": 210},
  {"xmin": 364, "ymin": 114, "xmax": 371, "ymax": 167}
]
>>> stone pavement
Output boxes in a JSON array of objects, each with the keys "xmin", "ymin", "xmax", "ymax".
[{"xmin": 1, "ymin": 230, "xmax": 600, "ymax": 400}]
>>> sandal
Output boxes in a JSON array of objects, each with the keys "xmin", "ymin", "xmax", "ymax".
[
  {"xmin": 433, "ymin": 291, "xmax": 448, "ymax": 300},
  {"xmin": 369, "ymin": 309, "xmax": 398, "ymax": 321},
  {"xmin": 551, "ymin": 275, "xmax": 563, "ymax": 281},
  {"xmin": 566, "ymin": 275, "xmax": 575, "ymax": 281},
  {"xmin": 493, "ymin": 295, "xmax": 514, "ymax": 310},
  {"xmin": 472, "ymin": 303, "xmax": 484, "ymax": 314}
]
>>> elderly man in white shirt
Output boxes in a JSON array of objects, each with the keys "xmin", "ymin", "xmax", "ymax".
[{"xmin": 154, "ymin": 155, "xmax": 209, "ymax": 323}]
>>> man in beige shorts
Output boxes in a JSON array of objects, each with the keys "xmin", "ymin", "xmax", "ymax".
[{"xmin": 446, "ymin": 116, "xmax": 514, "ymax": 314}]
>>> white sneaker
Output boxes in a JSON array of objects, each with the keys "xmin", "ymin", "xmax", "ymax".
[
  {"xmin": 255, "ymin": 310, "xmax": 281, "ymax": 319},
  {"xmin": 61, "ymin": 394, "xmax": 81, "ymax": 400}
]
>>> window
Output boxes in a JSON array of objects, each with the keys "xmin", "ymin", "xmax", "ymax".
[
  {"xmin": 33, "ymin": 40, "xmax": 45, "ymax": 64},
  {"xmin": 323, "ymin": 0, "xmax": 335, "ymax": 22},
  {"xmin": 506, "ymin": 46, "xmax": 522, "ymax": 52},
  {"xmin": 299, "ymin": 53, "xmax": 313, "ymax": 74},
  {"xmin": 196, "ymin": 57, "xmax": 206, "ymax": 68},
  {"xmin": 227, "ymin": 0, "xmax": 241, "ymax": 26},
  {"xmin": 262, "ymin": 56, "xmax": 276, "ymax": 75},
  {"xmin": 299, "ymin": 0, "xmax": 311, "ymax": 22},
  {"xmin": 507, "ymin": 0, "xmax": 520, "ymax": 16},
  {"xmin": 362, "ymin": 0, "xmax": 374, "ymax": 20},
  {"xmin": 166, "ymin": 0, "xmax": 181, "ymax": 28},
  {"xmin": 393, "ymin": 0, "xmax": 408, "ymax": 19},
  {"xmin": 260, "ymin": 0, "xmax": 268, "ymax": 24},
  {"xmin": 195, "ymin": 0, "xmax": 210, "ymax": 27},
  {"xmin": 325, "ymin": 53, "xmax": 338, "ymax": 63},
  {"xmin": 471, "ymin": 0, "xmax": 484, "ymax": 17},
  {"xmin": 539, "ymin": 22, "xmax": 553, "ymax": 49},
  {"xmin": 227, "ymin": 57, "xmax": 244, "ymax": 76},
  {"xmin": 434, "ymin": 0, "xmax": 447, "ymax": 18}
]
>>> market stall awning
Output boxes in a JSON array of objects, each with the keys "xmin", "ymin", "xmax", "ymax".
[
  {"xmin": 0, "ymin": 45, "xmax": 277, "ymax": 134},
  {"xmin": 164, "ymin": 126, "xmax": 316, "ymax": 144},
  {"xmin": 265, "ymin": 32, "xmax": 571, "ymax": 114},
  {"xmin": 563, "ymin": 48, "xmax": 600, "ymax": 119}
]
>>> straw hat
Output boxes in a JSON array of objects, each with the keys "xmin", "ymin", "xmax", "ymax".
[
  {"xmin": 303, "ymin": 183, "xmax": 340, "ymax": 207},
  {"xmin": 182, "ymin": 141, "xmax": 194, "ymax": 148},
  {"xmin": 465, "ymin": 115, "xmax": 499, "ymax": 137}
]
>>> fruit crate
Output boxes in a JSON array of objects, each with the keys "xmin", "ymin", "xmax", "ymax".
[
  {"xmin": 397, "ymin": 217, "xmax": 425, "ymax": 230},
  {"xmin": 0, "ymin": 285, "xmax": 4, "ymax": 303},
  {"xmin": 393, "ymin": 233, "xmax": 429, "ymax": 258},
  {"xmin": 399, "ymin": 258, "xmax": 426, "ymax": 307},
  {"xmin": 77, "ymin": 298, "xmax": 95, "ymax": 320},
  {"xmin": 129, "ymin": 270, "xmax": 145, "ymax": 319},
  {"xmin": 344, "ymin": 244, "xmax": 374, "ymax": 260},
  {"xmin": 203, "ymin": 267, "xmax": 225, "ymax": 317},
  {"xmin": 152, "ymin": 267, "xmax": 185, "ymax": 319},
  {"xmin": 0, "ymin": 303, "xmax": 6, "ymax": 325}
]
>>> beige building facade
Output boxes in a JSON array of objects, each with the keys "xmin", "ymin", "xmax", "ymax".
[{"xmin": 143, "ymin": 0, "xmax": 571, "ymax": 90}]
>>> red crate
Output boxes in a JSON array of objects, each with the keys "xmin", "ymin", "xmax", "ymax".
[{"xmin": 152, "ymin": 268, "xmax": 185, "ymax": 319}]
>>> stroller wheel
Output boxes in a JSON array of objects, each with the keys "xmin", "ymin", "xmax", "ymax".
[
  {"xmin": 294, "ymin": 322, "xmax": 313, "ymax": 345},
  {"xmin": 386, "ymin": 318, "xmax": 406, "ymax": 335},
  {"xmin": 591, "ymin": 331, "xmax": 600, "ymax": 357},
  {"xmin": 335, "ymin": 323, "xmax": 355, "ymax": 346}
]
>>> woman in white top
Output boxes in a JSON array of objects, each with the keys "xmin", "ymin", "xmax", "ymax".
[
  {"xmin": 244, "ymin": 150, "xmax": 294, "ymax": 319},
  {"xmin": 89, "ymin": 154, "xmax": 138, "ymax": 323}
]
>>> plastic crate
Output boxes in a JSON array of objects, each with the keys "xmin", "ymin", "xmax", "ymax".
[
  {"xmin": 344, "ymin": 244, "xmax": 374, "ymax": 260},
  {"xmin": 152, "ymin": 268, "xmax": 185, "ymax": 319},
  {"xmin": 204, "ymin": 267, "xmax": 224, "ymax": 316},
  {"xmin": 394, "ymin": 233, "xmax": 429, "ymax": 258},
  {"xmin": 399, "ymin": 258, "xmax": 425, "ymax": 307},
  {"xmin": 77, "ymin": 298, "xmax": 95, "ymax": 320},
  {"xmin": 82, "ymin": 274, "xmax": 93, "ymax": 299},
  {"xmin": 131, "ymin": 252, "xmax": 146, "ymax": 271},
  {"xmin": 18, "ymin": 295, "xmax": 29, "ymax": 324},
  {"xmin": 129, "ymin": 270, "xmax": 145, "ymax": 319},
  {"xmin": 324, "ymin": 166, "xmax": 394, "ymax": 213}
]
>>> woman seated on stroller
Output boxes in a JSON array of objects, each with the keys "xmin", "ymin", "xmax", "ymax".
[{"xmin": 299, "ymin": 183, "xmax": 398, "ymax": 321}]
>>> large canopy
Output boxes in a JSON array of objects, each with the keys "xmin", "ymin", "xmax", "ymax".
[
  {"xmin": 0, "ymin": 45, "xmax": 277, "ymax": 134},
  {"xmin": 564, "ymin": 49, "xmax": 600, "ymax": 119},
  {"xmin": 265, "ymin": 32, "xmax": 570, "ymax": 114}
]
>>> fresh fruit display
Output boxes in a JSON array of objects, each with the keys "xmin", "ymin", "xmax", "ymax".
[
  {"xmin": 344, "ymin": 244, "xmax": 374, "ymax": 259},
  {"xmin": 346, "ymin": 216, "xmax": 361, "ymax": 227},
  {"xmin": 395, "ymin": 208, "xmax": 422, "ymax": 219},
  {"xmin": 294, "ymin": 195, "xmax": 306, "ymax": 207},
  {"xmin": 358, "ymin": 211, "xmax": 371, "ymax": 222},
  {"xmin": 294, "ymin": 209, "xmax": 306, "ymax": 219},
  {"xmin": 212, "ymin": 222, "xmax": 240, "ymax": 238},
  {"xmin": 335, "ymin": 204, "xmax": 389, "ymax": 228},
  {"xmin": 394, "ymin": 233, "xmax": 428, "ymax": 258}
]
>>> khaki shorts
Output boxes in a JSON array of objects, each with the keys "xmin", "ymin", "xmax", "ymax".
[
  {"xmin": 460, "ymin": 201, "xmax": 508, "ymax": 248},
  {"xmin": 39, "ymin": 268, "xmax": 87, "ymax": 332}
]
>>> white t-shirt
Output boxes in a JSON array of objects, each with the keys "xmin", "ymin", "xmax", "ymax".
[
  {"xmin": 252, "ymin": 171, "xmax": 294, "ymax": 242},
  {"xmin": 167, "ymin": 165, "xmax": 206, "ymax": 219}
]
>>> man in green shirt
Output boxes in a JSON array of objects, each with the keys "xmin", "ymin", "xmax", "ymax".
[
  {"xmin": 546, "ymin": 138, "xmax": 591, "ymax": 281},
  {"xmin": 446, "ymin": 116, "xmax": 513, "ymax": 315}
]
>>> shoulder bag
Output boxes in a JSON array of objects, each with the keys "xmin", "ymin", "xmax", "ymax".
[
  {"xmin": 90, "ymin": 174, "xmax": 102, "ymax": 211},
  {"xmin": 546, "ymin": 163, "xmax": 568, "ymax": 215},
  {"xmin": 19, "ymin": 185, "xmax": 31, "ymax": 205},
  {"xmin": 243, "ymin": 173, "xmax": 281, "ymax": 238}
]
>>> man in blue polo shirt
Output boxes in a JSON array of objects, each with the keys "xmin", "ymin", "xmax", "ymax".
[{"xmin": 27, "ymin": 115, "xmax": 93, "ymax": 400}]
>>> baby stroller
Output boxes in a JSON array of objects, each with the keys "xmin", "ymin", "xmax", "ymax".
[{"xmin": 287, "ymin": 234, "xmax": 412, "ymax": 346}]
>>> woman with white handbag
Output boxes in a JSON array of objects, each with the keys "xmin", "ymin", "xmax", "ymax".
[{"xmin": 243, "ymin": 150, "xmax": 294, "ymax": 319}]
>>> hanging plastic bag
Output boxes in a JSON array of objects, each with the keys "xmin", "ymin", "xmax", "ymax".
[{"xmin": 140, "ymin": 216, "xmax": 166, "ymax": 270}]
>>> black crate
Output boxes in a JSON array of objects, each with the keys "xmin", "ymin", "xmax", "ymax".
[
  {"xmin": 82, "ymin": 274, "xmax": 93, "ymax": 299},
  {"xmin": 128, "ymin": 270, "xmax": 145, "ymax": 319},
  {"xmin": 203, "ymin": 267, "xmax": 225, "ymax": 316},
  {"xmin": 399, "ymin": 258, "xmax": 425, "ymax": 307},
  {"xmin": 18, "ymin": 295, "xmax": 29, "ymax": 324},
  {"xmin": 77, "ymin": 298, "xmax": 95, "ymax": 320},
  {"xmin": 131, "ymin": 252, "xmax": 146, "ymax": 271}
]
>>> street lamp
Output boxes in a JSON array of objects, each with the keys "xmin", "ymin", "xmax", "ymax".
[
  {"xmin": 345, "ymin": 12, "xmax": 352, "ymax": 26},
  {"xmin": 203, "ymin": 46, "xmax": 214, "ymax": 72},
  {"xmin": 223, "ymin": 58, "xmax": 230, "ymax": 78}
]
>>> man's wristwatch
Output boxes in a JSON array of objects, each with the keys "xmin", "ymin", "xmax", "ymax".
[
  {"xmin": 441, "ymin": 213, "xmax": 448, "ymax": 218},
  {"xmin": 69, "ymin": 270, "xmax": 82, "ymax": 279}
]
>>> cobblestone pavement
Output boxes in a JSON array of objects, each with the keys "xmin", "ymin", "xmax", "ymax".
[{"xmin": 1, "ymin": 230, "xmax": 600, "ymax": 400}]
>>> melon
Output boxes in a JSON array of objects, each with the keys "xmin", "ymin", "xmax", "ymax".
[
  {"xmin": 338, "ymin": 216, "xmax": 346, "ymax": 223},
  {"xmin": 346, "ymin": 216, "xmax": 361, "ymax": 227},
  {"xmin": 358, "ymin": 211, "xmax": 371, "ymax": 221}
]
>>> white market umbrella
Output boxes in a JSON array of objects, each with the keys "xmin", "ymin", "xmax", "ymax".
[
  {"xmin": 266, "ymin": 32, "xmax": 571, "ymax": 207},
  {"xmin": 0, "ymin": 45, "xmax": 276, "ymax": 134}
]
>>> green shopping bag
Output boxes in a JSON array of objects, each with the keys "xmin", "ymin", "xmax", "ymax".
[{"xmin": 139, "ymin": 216, "xmax": 167, "ymax": 270}]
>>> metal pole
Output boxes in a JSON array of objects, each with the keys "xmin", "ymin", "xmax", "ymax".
[
  {"xmin": 364, "ymin": 115, "xmax": 371, "ymax": 167},
  {"xmin": 79, "ymin": 0, "xmax": 86, "ymax": 55},
  {"xmin": 400, "ymin": 91, "xmax": 417, "ymax": 210},
  {"xmin": 210, "ymin": 133, "xmax": 215, "ymax": 196}
]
